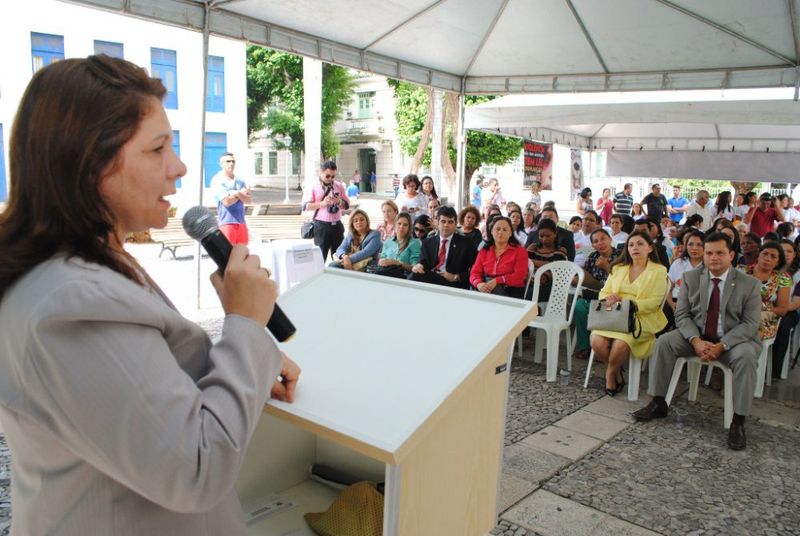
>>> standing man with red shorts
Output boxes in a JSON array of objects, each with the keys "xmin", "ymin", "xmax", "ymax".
[{"xmin": 211, "ymin": 152, "xmax": 251, "ymax": 244}]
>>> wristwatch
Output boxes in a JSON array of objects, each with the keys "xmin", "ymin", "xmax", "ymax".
[{"xmin": 722, "ymin": 342, "xmax": 730, "ymax": 351}]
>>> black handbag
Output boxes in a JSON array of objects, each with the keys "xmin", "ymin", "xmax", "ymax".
[
  {"xmin": 299, "ymin": 185, "xmax": 333, "ymax": 239},
  {"xmin": 587, "ymin": 299, "xmax": 642, "ymax": 338}
]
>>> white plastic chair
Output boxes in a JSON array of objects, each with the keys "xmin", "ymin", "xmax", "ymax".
[
  {"xmin": 767, "ymin": 326, "xmax": 795, "ymax": 382},
  {"xmin": 583, "ymin": 275, "xmax": 670, "ymax": 401},
  {"xmin": 517, "ymin": 261, "xmax": 584, "ymax": 382},
  {"xmin": 705, "ymin": 337, "xmax": 774, "ymax": 398},
  {"xmin": 667, "ymin": 357, "xmax": 733, "ymax": 429}
]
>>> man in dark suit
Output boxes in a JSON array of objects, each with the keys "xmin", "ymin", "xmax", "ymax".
[
  {"xmin": 633, "ymin": 232, "xmax": 761, "ymax": 450},
  {"xmin": 409, "ymin": 206, "xmax": 477, "ymax": 289},
  {"xmin": 524, "ymin": 207, "xmax": 576, "ymax": 261}
]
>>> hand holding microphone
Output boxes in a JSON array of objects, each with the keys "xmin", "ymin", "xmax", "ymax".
[{"xmin": 183, "ymin": 206, "xmax": 297, "ymax": 342}]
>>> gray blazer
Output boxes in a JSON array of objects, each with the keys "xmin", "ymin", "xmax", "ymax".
[
  {"xmin": 675, "ymin": 265, "xmax": 761, "ymax": 353},
  {"xmin": 0, "ymin": 255, "xmax": 282, "ymax": 535}
]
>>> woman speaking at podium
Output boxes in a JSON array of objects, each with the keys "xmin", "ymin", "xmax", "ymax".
[{"xmin": 0, "ymin": 56, "xmax": 299, "ymax": 535}]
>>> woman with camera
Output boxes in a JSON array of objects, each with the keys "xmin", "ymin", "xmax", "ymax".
[
  {"xmin": 590, "ymin": 231, "xmax": 668, "ymax": 396},
  {"xmin": 330, "ymin": 209, "xmax": 382, "ymax": 271},
  {"xmin": 398, "ymin": 174, "xmax": 427, "ymax": 216}
]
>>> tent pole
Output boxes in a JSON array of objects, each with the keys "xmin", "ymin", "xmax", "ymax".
[
  {"xmin": 455, "ymin": 78, "xmax": 467, "ymax": 211},
  {"xmin": 196, "ymin": 2, "xmax": 212, "ymax": 309}
]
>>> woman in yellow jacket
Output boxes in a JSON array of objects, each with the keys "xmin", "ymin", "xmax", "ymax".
[{"xmin": 591, "ymin": 230, "xmax": 668, "ymax": 396}]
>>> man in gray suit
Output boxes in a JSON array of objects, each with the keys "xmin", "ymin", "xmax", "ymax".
[{"xmin": 633, "ymin": 232, "xmax": 761, "ymax": 450}]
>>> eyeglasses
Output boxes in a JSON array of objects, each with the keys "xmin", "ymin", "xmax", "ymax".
[
  {"xmin": 323, "ymin": 174, "xmax": 336, "ymax": 179},
  {"xmin": 223, "ymin": 160, "xmax": 235, "ymax": 164},
  {"xmin": 414, "ymin": 227, "xmax": 427, "ymax": 233}
]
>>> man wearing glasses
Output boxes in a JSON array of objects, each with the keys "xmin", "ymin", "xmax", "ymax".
[
  {"xmin": 302, "ymin": 160, "xmax": 350, "ymax": 260},
  {"xmin": 211, "ymin": 152, "xmax": 251, "ymax": 244}
]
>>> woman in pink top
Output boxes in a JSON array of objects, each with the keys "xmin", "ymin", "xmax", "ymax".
[{"xmin": 596, "ymin": 188, "xmax": 614, "ymax": 225}]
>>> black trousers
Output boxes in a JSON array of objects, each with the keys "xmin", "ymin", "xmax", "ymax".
[
  {"xmin": 313, "ymin": 220, "xmax": 344, "ymax": 262},
  {"xmin": 772, "ymin": 311, "xmax": 798, "ymax": 377},
  {"xmin": 408, "ymin": 271, "xmax": 469, "ymax": 290}
]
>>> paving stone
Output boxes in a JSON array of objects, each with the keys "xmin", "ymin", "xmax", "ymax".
[
  {"xmin": 498, "ymin": 473, "xmax": 538, "ymax": 514},
  {"xmin": 593, "ymin": 516, "xmax": 663, "ymax": 535},
  {"xmin": 747, "ymin": 399, "xmax": 800, "ymax": 430},
  {"xmin": 520, "ymin": 426, "xmax": 603, "ymax": 461},
  {"xmin": 502, "ymin": 489, "xmax": 606, "ymax": 536},
  {"xmin": 503, "ymin": 443, "xmax": 571, "ymax": 484},
  {"xmin": 553, "ymin": 409, "xmax": 630, "ymax": 441},
  {"xmin": 581, "ymin": 395, "xmax": 653, "ymax": 424}
]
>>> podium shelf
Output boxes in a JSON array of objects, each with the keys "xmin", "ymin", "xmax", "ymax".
[{"xmin": 246, "ymin": 479, "xmax": 341, "ymax": 536}]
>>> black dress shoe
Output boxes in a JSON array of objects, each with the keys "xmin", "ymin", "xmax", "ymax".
[
  {"xmin": 728, "ymin": 422, "xmax": 746, "ymax": 450},
  {"xmin": 632, "ymin": 399, "xmax": 668, "ymax": 421}
]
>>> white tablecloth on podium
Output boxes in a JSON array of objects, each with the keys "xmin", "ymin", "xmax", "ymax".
[{"xmin": 255, "ymin": 239, "xmax": 325, "ymax": 294}]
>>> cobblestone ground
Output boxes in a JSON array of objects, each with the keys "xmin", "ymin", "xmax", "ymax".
[
  {"xmin": 542, "ymin": 398, "xmax": 800, "ymax": 536},
  {"xmin": 504, "ymin": 354, "xmax": 605, "ymax": 446}
]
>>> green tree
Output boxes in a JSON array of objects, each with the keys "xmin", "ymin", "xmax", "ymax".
[
  {"xmin": 246, "ymin": 46, "xmax": 355, "ymax": 157},
  {"xmin": 388, "ymin": 80, "xmax": 521, "ymax": 203}
]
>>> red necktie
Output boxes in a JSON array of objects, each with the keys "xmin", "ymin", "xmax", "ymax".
[
  {"xmin": 704, "ymin": 278, "xmax": 721, "ymax": 341},
  {"xmin": 437, "ymin": 238, "xmax": 448, "ymax": 270}
]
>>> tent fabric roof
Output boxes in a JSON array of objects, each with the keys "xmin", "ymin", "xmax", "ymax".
[
  {"xmin": 465, "ymin": 89, "xmax": 800, "ymax": 153},
  {"xmin": 65, "ymin": 0, "xmax": 800, "ymax": 94}
]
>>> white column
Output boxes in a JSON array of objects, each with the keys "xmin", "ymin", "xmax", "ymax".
[
  {"xmin": 455, "ymin": 92, "xmax": 466, "ymax": 211},
  {"xmin": 303, "ymin": 57, "xmax": 322, "ymax": 189},
  {"xmin": 431, "ymin": 88, "xmax": 443, "ymax": 191}
]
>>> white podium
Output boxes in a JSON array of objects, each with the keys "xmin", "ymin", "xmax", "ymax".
[
  {"xmin": 254, "ymin": 239, "xmax": 325, "ymax": 294},
  {"xmin": 236, "ymin": 270, "xmax": 536, "ymax": 536}
]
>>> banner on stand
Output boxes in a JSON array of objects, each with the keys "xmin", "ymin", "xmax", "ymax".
[{"xmin": 523, "ymin": 140, "xmax": 553, "ymax": 190}]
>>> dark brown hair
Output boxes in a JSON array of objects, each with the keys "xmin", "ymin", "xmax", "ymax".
[
  {"xmin": 0, "ymin": 55, "xmax": 166, "ymax": 299},
  {"xmin": 610, "ymin": 230, "xmax": 660, "ymax": 270}
]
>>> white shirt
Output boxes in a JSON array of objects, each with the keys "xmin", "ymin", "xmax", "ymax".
[
  {"xmin": 783, "ymin": 207, "xmax": 800, "ymax": 222},
  {"xmin": 685, "ymin": 202, "xmax": 714, "ymax": 231},
  {"xmin": 709, "ymin": 205, "xmax": 736, "ymax": 222},
  {"xmin": 706, "ymin": 268, "xmax": 730, "ymax": 340},
  {"xmin": 573, "ymin": 231, "xmax": 593, "ymax": 268},
  {"xmin": 668, "ymin": 257, "xmax": 702, "ymax": 298},
  {"xmin": 610, "ymin": 231, "xmax": 628, "ymax": 247}
]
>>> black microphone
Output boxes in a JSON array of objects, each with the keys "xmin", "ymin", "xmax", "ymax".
[{"xmin": 182, "ymin": 206, "xmax": 296, "ymax": 342}]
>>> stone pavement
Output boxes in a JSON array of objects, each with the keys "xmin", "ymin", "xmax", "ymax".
[{"xmin": 489, "ymin": 340, "xmax": 800, "ymax": 536}]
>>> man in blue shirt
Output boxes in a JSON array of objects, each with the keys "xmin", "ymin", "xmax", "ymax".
[
  {"xmin": 667, "ymin": 185, "xmax": 689, "ymax": 224},
  {"xmin": 210, "ymin": 152, "xmax": 251, "ymax": 245},
  {"xmin": 471, "ymin": 177, "xmax": 484, "ymax": 208}
]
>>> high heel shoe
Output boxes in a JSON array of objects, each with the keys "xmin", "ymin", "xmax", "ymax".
[{"xmin": 605, "ymin": 372, "xmax": 626, "ymax": 397}]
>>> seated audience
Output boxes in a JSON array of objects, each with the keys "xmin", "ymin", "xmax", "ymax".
[
  {"xmin": 667, "ymin": 229, "xmax": 705, "ymax": 310},
  {"xmin": 773, "ymin": 239, "xmax": 800, "ymax": 376},
  {"xmin": 526, "ymin": 218, "xmax": 569, "ymax": 301},
  {"xmin": 409, "ymin": 206, "xmax": 477, "ymax": 289},
  {"xmin": 508, "ymin": 209, "xmax": 527, "ymax": 245},
  {"xmin": 739, "ymin": 241, "xmax": 791, "ymax": 341},
  {"xmin": 372, "ymin": 212, "xmax": 421, "ymax": 278},
  {"xmin": 590, "ymin": 231, "xmax": 668, "ymax": 397},
  {"xmin": 398, "ymin": 174, "xmax": 427, "ymax": 216},
  {"xmin": 634, "ymin": 232, "xmax": 761, "ymax": 450},
  {"xmin": 470, "ymin": 216, "xmax": 529, "ymax": 299},
  {"xmin": 574, "ymin": 210, "xmax": 600, "ymax": 267},
  {"xmin": 608, "ymin": 213, "xmax": 629, "ymax": 247},
  {"xmin": 741, "ymin": 232, "xmax": 761, "ymax": 265},
  {"xmin": 330, "ymin": 209, "xmax": 382, "ymax": 271},
  {"xmin": 376, "ymin": 200, "xmax": 399, "ymax": 241},
  {"xmin": 413, "ymin": 214, "xmax": 434, "ymax": 240},
  {"xmin": 525, "ymin": 207, "xmax": 576, "ymax": 261},
  {"xmin": 633, "ymin": 218, "xmax": 670, "ymax": 267},
  {"xmin": 458, "ymin": 205, "xmax": 483, "ymax": 247},
  {"xmin": 573, "ymin": 229, "xmax": 619, "ymax": 360},
  {"xmin": 427, "ymin": 197, "xmax": 441, "ymax": 218},
  {"xmin": 569, "ymin": 216, "xmax": 583, "ymax": 234}
]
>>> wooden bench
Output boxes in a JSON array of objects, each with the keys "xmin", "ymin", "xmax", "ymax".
[{"xmin": 149, "ymin": 218, "xmax": 195, "ymax": 259}]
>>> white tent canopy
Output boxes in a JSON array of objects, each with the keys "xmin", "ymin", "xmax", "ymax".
[
  {"xmin": 465, "ymin": 89, "xmax": 800, "ymax": 181},
  {"xmin": 66, "ymin": 0, "xmax": 800, "ymax": 94}
]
